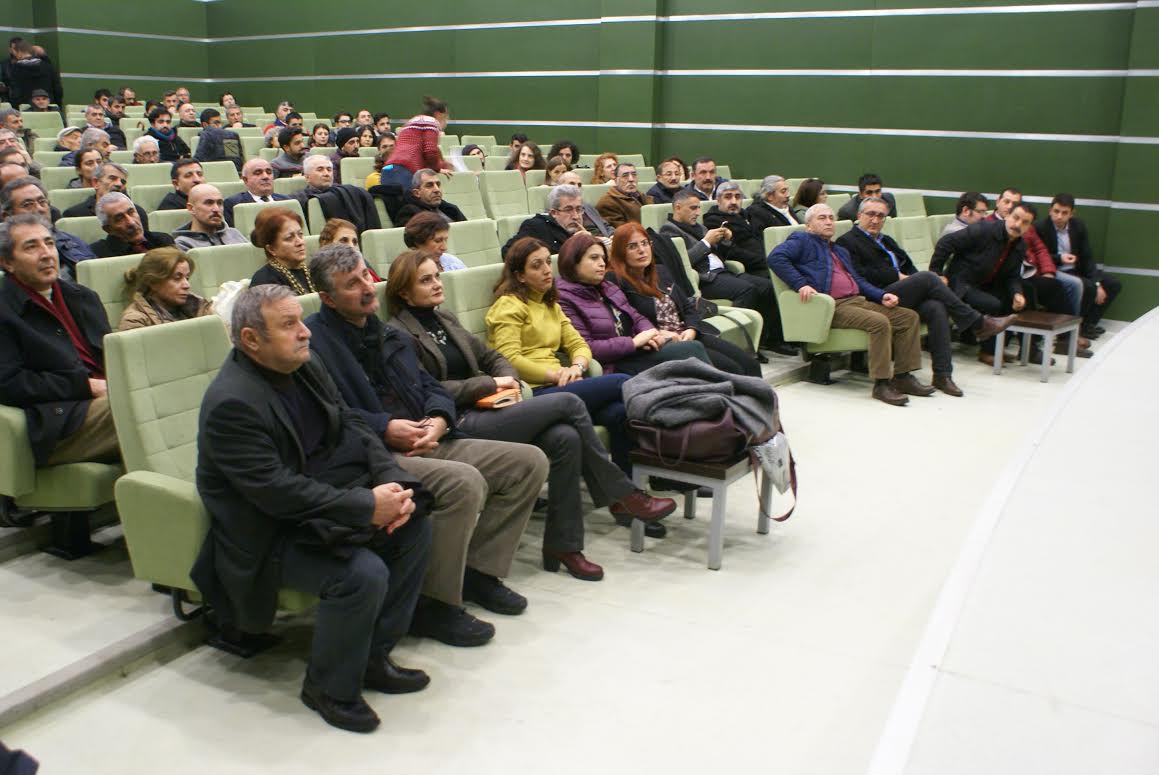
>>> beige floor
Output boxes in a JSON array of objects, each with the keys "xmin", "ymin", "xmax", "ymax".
[{"xmin": 2, "ymin": 324, "xmax": 1150, "ymax": 774}]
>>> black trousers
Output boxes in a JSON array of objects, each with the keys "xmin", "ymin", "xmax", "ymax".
[
  {"xmin": 280, "ymin": 515, "xmax": 432, "ymax": 702},
  {"xmin": 458, "ymin": 392, "xmax": 634, "ymax": 553},
  {"xmin": 700, "ymin": 270, "xmax": 784, "ymax": 347},
  {"xmin": 699, "ymin": 331, "xmax": 762, "ymax": 376},
  {"xmin": 1072, "ymin": 270, "xmax": 1122, "ymax": 326},
  {"xmin": 1022, "ymin": 275, "xmax": 1070, "ymax": 313},
  {"xmin": 885, "ymin": 271, "xmax": 980, "ymax": 376}
]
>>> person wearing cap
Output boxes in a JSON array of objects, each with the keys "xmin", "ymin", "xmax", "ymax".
[
  {"xmin": 54, "ymin": 126, "xmax": 82, "ymax": 154},
  {"xmin": 328, "ymin": 127, "xmax": 360, "ymax": 185},
  {"xmin": 26, "ymin": 88, "xmax": 55, "ymax": 112}
]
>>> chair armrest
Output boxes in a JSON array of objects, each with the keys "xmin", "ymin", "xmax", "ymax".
[
  {"xmin": 115, "ymin": 471, "xmax": 210, "ymax": 591},
  {"xmin": 0, "ymin": 405, "xmax": 35, "ymax": 498},
  {"xmin": 724, "ymin": 260, "xmax": 745, "ymax": 275},
  {"xmin": 777, "ymin": 290, "xmax": 837, "ymax": 344}
]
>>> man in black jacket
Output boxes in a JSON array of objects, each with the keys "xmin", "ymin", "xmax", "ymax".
[
  {"xmin": 0, "ymin": 214, "xmax": 118, "ymax": 466},
  {"xmin": 5, "ymin": 40, "xmax": 62, "ymax": 108},
  {"xmin": 502, "ymin": 183, "xmax": 583, "ymax": 256},
  {"xmin": 224, "ymin": 158, "xmax": 290, "ymax": 227},
  {"xmin": 91, "ymin": 192, "xmax": 175, "ymax": 257},
  {"xmin": 645, "ymin": 157, "xmax": 686, "ymax": 204},
  {"xmin": 391, "ymin": 168, "xmax": 467, "ymax": 227},
  {"xmin": 191, "ymin": 284, "xmax": 432, "ymax": 734},
  {"xmin": 306, "ymin": 246, "xmax": 548, "ymax": 648},
  {"xmin": 746, "ymin": 175, "xmax": 800, "ymax": 233},
  {"xmin": 1036, "ymin": 193, "xmax": 1121, "ymax": 338},
  {"xmin": 61, "ymin": 161, "xmax": 150, "ymax": 231},
  {"xmin": 838, "ymin": 197, "xmax": 1014, "ymax": 395},
  {"xmin": 660, "ymin": 189, "xmax": 790, "ymax": 357},
  {"xmin": 293, "ymin": 155, "xmax": 381, "ymax": 234},
  {"xmin": 157, "ymin": 159, "xmax": 205, "ymax": 211}
]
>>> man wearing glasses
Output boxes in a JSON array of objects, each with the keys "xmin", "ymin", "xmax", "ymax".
[
  {"xmin": 502, "ymin": 183, "xmax": 599, "ymax": 255},
  {"xmin": 942, "ymin": 192, "xmax": 990, "ymax": 237},
  {"xmin": 838, "ymin": 197, "xmax": 1015, "ymax": 396}
]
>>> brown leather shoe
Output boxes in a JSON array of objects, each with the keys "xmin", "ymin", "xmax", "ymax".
[
  {"xmin": 890, "ymin": 372, "xmax": 936, "ymax": 397},
  {"xmin": 872, "ymin": 381, "xmax": 909, "ymax": 406},
  {"xmin": 609, "ymin": 490, "xmax": 676, "ymax": 521},
  {"xmin": 932, "ymin": 374, "xmax": 964, "ymax": 397},
  {"xmin": 543, "ymin": 550, "xmax": 604, "ymax": 581},
  {"xmin": 974, "ymin": 314, "xmax": 1017, "ymax": 341}
]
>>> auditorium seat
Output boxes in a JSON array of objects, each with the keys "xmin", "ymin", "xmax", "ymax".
[
  {"xmin": 20, "ymin": 112, "xmax": 63, "ymax": 133},
  {"xmin": 240, "ymin": 136, "xmax": 266, "ymax": 160},
  {"xmin": 103, "ymin": 316, "xmax": 316, "ymax": 615},
  {"xmin": 926, "ymin": 213, "xmax": 955, "ymax": 244},
  {"xmin": 826, "ymin": 193, "xmax": 851, "ymax": 213},
  {"xmin": 494, "ymin": 214, "xmax": 528, "ymax": 248},
  {"xmin": 717, "ymin": 165, "xmax": 732, "ymax": 179},
  {"xmin": 640, "ymin": 203, "xmax": 672, "ymax": 233},
  {"xmin": 786, "ymin": 178, "xmax": 806, "ymax": 197},
  {"xmin": 55, "ymin": 215, "xmax": 104, "ymax": 245},
  {"xmin": 109, "ymin": 150, "xmax": 133, "ymax": 164},
  {"xmin": 460, "ymin": 134, "xmax": 497, "ymax": 148},
  {"xmin": 33, "ymin": 150, "xmax": 66, "ymax": 166},
  {"xmin": 77, "ymin": 253, "xmax": 141, "ymax": 324},
  {"xmin": 360, "ymin": 227, "xmax": 408, "ymax": 277},
  {"xmin": 667, "ymin": 237, "xmax": 763, "ymax": 350},
  {"xmin": 128, "ymin": 184, "xmax": 173, "ymax": 214},
  {"xmin": 441, "ymin": 172, "xmax": 487, "ymax": 220},
  {"xmin": 438, "ymin": 135, "xmax": 459, "ymax": 151},
  {"xmin": 339, "ymin": 157, "xmax": 375, "ymax": 189},
  {"xmin": 459, "ymin": 154, "xmax": 483, "ymax": 172},
  {"xmin": 273, "ymin": 176, "xmax": 307, "ymax": 197},
  {"xmin": 483, "ymin": 156, "xmax": 509, "ymax": 171},
  {"xmin": 296, "ymin": 291, "xmax": 322, "ymax": 317},
  {"xmin": 147, "ymin": 208, "xmax": 191, "ymax": 234},
  {"xmin": 176, "ymin": 127, "xmax": 200, "ymax": 146},
  {"xmin": 47, "ymin": 187, "xmax": 93, "ymax": 212},
  {"xmin": 440, "ymin": 262, "xmax": 505, "ymax": 338},
  {"xmin": 231, "ymin": 199, "xmax": 305, "ymax": 243},
  {"xmin": 447, "ymin": 219, "xmax": 501, "ymax": 267},
  {"xmin": 185, "ymin": 243, "xmax": 266, "ymax": 301},
  {"xmin": 124, "ymin": 163, "xmax": 172, "ymax": 188},
  {"xmin": 357, "ymin": 146, "xmax": 377, "ymax": 157},
  {"xmin": 581, "ymin": 182, "xmax": 612, "ymax": 207},
  {"xmin": 881, "ymin": 215, "xmax": 935, "ymax": 270},
  {"xmin": 479, "ymin": 171, "xmax": 530, "ymax": 219},
  {"xmin": 258, "ymin": 148, "xmax": 278, "ymax": 161},
  {"xmin": 526, "ymin": 185, "xmax": 551, "ymax": 213},
  {"xmin": 199, "ymin": 161, "xmax": 241, "ymax": 183},
  {"xmin": 893, "ymin": 191, "xmax": 927, "ymax": 218},
  {"xmin": 40, "ymin": 167, "xmax": 74, "ymax": 191}
]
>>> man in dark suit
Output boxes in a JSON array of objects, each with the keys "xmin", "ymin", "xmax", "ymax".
[
  {"xmin": 502, "ymin": 183, "xmax": 584, "ymax": 256},
  {"xmin": 391, "ymin": 168, "xmax": 467, "ymax": 227},
  {"xmin": 305, "ymin": 245, "xmax": 548, "ymax": 648},
  {"xmin": 746, "ymin": 175, "xmax": 800, "ymax": 233},
  {"xmin": 0, "ymin": 214, "xmax": 119, "ymax": 466},
  {"xmin": 223, "ymin": 157, "xmax": 289, "ymax": 227},
  {"xmin": 90, "ymin": 192, "xmax": 174, "ymax": 257},
  {"xmin": 191, "ymin": 284, "xmax": 433, "ymax": 734},
  {"xmin": 1035, "ymin": 193, "xmax": 1121, "ymax": 339},
  {"xmin": 838, "ymin": 196, "xmax": 1014, "ymax": 396}
]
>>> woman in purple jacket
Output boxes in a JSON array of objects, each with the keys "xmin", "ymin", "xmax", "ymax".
[{"xmin": 555, "ymin": 232, "xmax": 710, "ymax": 376}]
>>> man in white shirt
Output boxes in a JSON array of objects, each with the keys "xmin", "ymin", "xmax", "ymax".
[{"xmin": 222, "ymin": 158, "xmax": 289, "ymax": 226}]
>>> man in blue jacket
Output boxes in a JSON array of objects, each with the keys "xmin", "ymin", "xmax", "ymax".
[
  {"xmin": 768, "ymin": 203, "xmax": 932, "ymax": 407},
  {"xmin": 305, "ymin": 244, "xmax": 548, "ymax": 649}
]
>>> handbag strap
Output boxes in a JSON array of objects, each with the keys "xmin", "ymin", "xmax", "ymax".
[{"xmin": 748, "ymin": 429, "xmax": 797, "ymax": 523}]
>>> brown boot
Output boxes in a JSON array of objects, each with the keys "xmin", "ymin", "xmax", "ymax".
[
  {"xmin": 872, "ymin": 380, "xmax": 909, "ymax": 406},
  {"xmin": 890, "ymin": 372, "xmax": 936, "ymax": 397},
  {"xmin": 974, "ymin": 314, "xmax": 1017, "ymax": 341},
  {"xmin": 932, "ymin": 374, "xmax": 964, "ymax": 397}
]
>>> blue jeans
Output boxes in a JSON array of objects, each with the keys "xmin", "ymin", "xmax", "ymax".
[
  {"xmin": 1054, "ymin": 270, "xmax": 1084, "ymax": 315},
  {"xmin": 534, "ymin": 373, "xmax": 632, "ymax": 473}
]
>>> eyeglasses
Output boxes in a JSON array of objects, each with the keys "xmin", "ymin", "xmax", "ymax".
[
  {"xmin": 553, "ymin": 206, "xmax": 585, "ymax": 215},
  {"xmin": 18, "ymin": 196, "xmax": 49, "ymax": 209},
  {"xmin": 862, "ymin": 212, "xmax": 888, "ymax": 220}
]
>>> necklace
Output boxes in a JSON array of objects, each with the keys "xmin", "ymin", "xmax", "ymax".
[{"xmin": 267, "ymin": 260, "xmax": 316, "ymax": 295}]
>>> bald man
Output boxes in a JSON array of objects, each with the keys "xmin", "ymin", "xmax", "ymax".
[
  {"xmin": 173, "ymin": 183, "xmax": 249, "ymax": 251},
  {"xmin": 223, "ymin": 157, "xmax": 290, "ymax": 226}
]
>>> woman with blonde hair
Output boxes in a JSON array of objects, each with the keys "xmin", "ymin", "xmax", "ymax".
[{"xmin": 117, "ymin": 247, "xmax": 213, "ymax": 331}]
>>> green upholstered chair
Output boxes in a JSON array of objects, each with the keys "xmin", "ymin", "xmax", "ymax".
[
  {"xmin": 360, "ymin": 227, "xmax": 408, "ymax": 277},
  {"xmin": 494, "ymin": 214, "xmax": 529, "ymax": 250},
  {"xmin": 39, "ymin": 166, "xmax": 75, "ymax": 191},
  {"xmin": 258, "ymin": 148, "xmax": 278, "ymax": 162},
  {"xmin": 231, "ymin": 199, "xmax": 305, "ymax": 245},
  {"xmin": 438, "ymin": 134, "xmax": 459, "ymax": 151},
  {"xmin": 620, "ymin": 153, "xmax": 646, "ymax": 167},
  {"xmin": 199, "ymin": 161, "xmax": 241, "ymax": 183},
  {"xmin": 447, "ymin": 218, "xmax": 501, "ymax": 267},
  {"xmin": 273, "ymin": 176, "xmax": 307, "ymax": 197},
  {"xmin": 296, "ymin": 291, "xmax": 322, "ymax": 317},
  {"xmin": 483, "ymin": 155, "xmax": 509, "ymax": 171},
  {"xmin": 881, "ymin": 215, "xmax": 935, "ymax": 271},
  {"xmin": 926, "ymin": 214, "xmax": 955, "ymax": 245},
  {"xmin": 640, "ymin": 203, "xmax": 672, "ymax": 234},
  {"xmin": 104, "ymin": 315, "xmax": 316, "ymax": 618},
  {"xmin": 581, "ymin": 183, "xmax": 612, "ymax": 208},
  {"xmin": 636, "ymin": 167, "xmax": 656, "ymax": 184},
  {"xmin": 440, "ymin": 263, "xmax": 504, "ymax": 339},
  {"xmin": 667, "ymin": 238, "xmax": 763, "ymax": 350},
  {"xmin": 717, "ymin": 165, "xmax": 732, "ymax": 179},
  {"xmin": 240, "ymin": 136, "xmax": 266, "ymax": 161},
  {"xmin": 479, "ymin": 171, "xmax": 530, "ymax": 218},
  {"xmin": 460, "ymin": 134, "xmax": 497, "ymax": 149},
  {"xmin": 184, "ymin": 243, "xmax": 266, "ymax": 302},
  {"xmin": 47, "ymin": 187, "xmax": 93, "ymax": 212},
  {"xmin": 441, "ymin": 172, "xmax": 487, "ymax": 220},
  {"xmin": 525, "ymin": 185, "xmax": 551, "ymax": 214},
  {"xmin": 459, "ymin": 154, "xmax": 483, "ymax": 172},
  {"xmin": 55, "ymin": 215, "xmax": 104, "ymax": 245},
  {"xmin": 20, "ymin": 111, "xmax": 63, "ymax": 133},
  {"xmin": 147, "ymin": 208, "xmax": 192, "ymax": 235},
  {"xmin": 77, "ymin": 253, "xmax": 142, "ymax": 326},
  {"xmin": 893, "ymin": 191, "xmax": 927, "ymax": 218},
  {"xmin": 33, "ymin": 150, "xmax": 67, "ymax": 166},
  {"xmin": 339, "ymin": 157, "xmax": 375, "ymax": 190},
  {"xmin": 124, "ymin": 163, "xmax": 173, "ymax": 188},
  {"xmin": 826, "ymin": 193, "xmax": 851, "ymax": 213},
  {"xmin": 128, "ymin": 184, "xmax": 173, "ymax": 214}
]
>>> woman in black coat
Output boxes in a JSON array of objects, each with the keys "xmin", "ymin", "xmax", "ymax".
[{"xmin": 607, "ymin": 223, "xmax": 761, "ymax": 377}]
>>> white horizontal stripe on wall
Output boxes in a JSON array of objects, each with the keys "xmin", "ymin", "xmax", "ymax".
[
  {"xmin": 1101, "ymin": 266, "xmax": 1159, "ymax": 277},
  {"xmin": 446, "ymin": 118, "xmax": 1159, "ymax": 146},
  {"xmin": 7, "ymin": 2, "xmax": 1151, "ymax": 44}
]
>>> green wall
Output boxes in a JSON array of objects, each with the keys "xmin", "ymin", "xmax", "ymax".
[{"xmin": 3, "ymin": 0, "xmax": 1157, "ymax": 317}]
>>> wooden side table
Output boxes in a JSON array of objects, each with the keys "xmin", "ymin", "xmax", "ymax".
[{"xmin": 992, "ymin": 311, "xmax": 1082, "ymax": 382}]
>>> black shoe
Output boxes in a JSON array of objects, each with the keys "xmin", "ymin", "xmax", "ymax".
[
  {"xmin": 462, "ymin": 567, "xmax": 527, "ymax": 616},
  {"xmin": 1081, "ymin": 324, "xmax": 1103, "ymax": 339},
  {"xmin": 649, "ymin": 476, "xmax": 697, "ymax": 493},
  {"xmin": 301, "ymin": 677, "xmax": 379, "ymax": 733},
  {"xmin": 409, "ymin": 597, "xmax": 495, "ymax": 647},
  {"xmin": 613, "ymin": 514, "xmax": 667, "ymax": 538},
  {"xmin": 365, "ymin": 655, "xmax": 430, "ymax": 694},
  {"xmin": 532, "ymin": 496, "xmax": 548, "ymax": 512},
  {"xmin": 766, "ymin": 342, "xmax": 799, "ymax": 357},
  {"xmin": 756, "ymin": 352, "xmax": 769, "ymax": 364}
]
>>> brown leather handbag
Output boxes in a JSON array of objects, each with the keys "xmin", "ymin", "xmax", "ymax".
[{"xmin": 628, "ymin": 408, "xmax": 756, "ymax": 466}]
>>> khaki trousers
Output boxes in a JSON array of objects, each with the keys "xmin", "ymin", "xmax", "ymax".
[
  {"xmin": 831, "ymin": 296, "xmax": 922, "ymax": 380},
  {"xmin": 46, "ymin": 396, "xmax": 121, "ymax": 466},
  {"xmin": 395, "ymin": 437, "xmax": 548, "ymax": 605}
]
